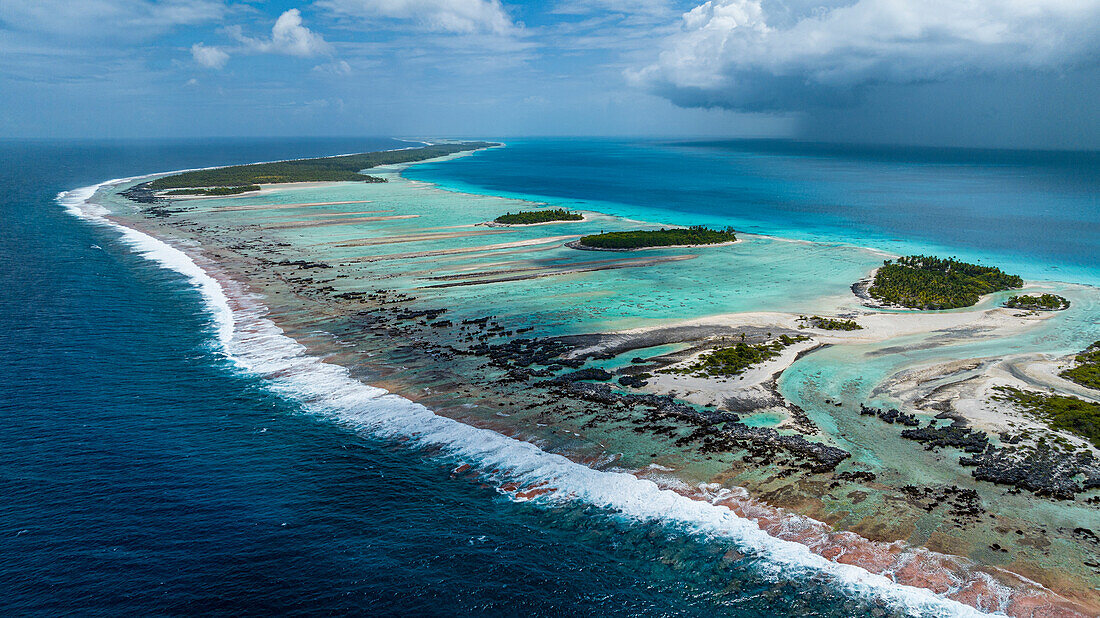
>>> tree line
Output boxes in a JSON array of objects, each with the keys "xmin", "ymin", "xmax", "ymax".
[
  {"xmin": 150, "ymin": 142, "xmax": 496, "ymax": 190},
  {"xmin": 578, "ymin": 226, "xmax": 736, "ymax": 249},
  {"xmin": 869, "ymin": 255, "xmax": 1023, "ymax": 309},
  {"xmin": 494, "ymin": 209, "xmax": 583, "ymax": 224}
]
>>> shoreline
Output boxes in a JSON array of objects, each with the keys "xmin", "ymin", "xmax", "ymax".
[
  {"xmin": 481, "ymin": 213, "xmax": 591, "ymax": 228},
  {"xmin": 565, "ymin": 238, "xmax": 742, "ymax": 252},
  {"xmin": 67, "ymin": 145, "xmax": 1100, "ymax": 615}
]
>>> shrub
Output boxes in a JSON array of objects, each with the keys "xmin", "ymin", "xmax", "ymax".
[{"xmin": 1061, "ymin": 342, "xmax": 1100, "ymax": 390}]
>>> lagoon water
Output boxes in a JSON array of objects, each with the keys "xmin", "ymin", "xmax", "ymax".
[
  {"xmin": 406, "ymin": 139, "xmax": 1100, "ymax": 286},
  {"xmin": 3, "ymin": 137, "xmax": 1098, "ymax": 615}
]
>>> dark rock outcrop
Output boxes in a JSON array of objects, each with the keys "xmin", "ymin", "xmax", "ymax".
[
  {"xmin": 561, "ymin": 382, "xmax": 739, "ymax": 426},
  {"xmin": 859, "ymin": 404, "xmax": 920, "ymax": 427},
  {"xmin": 541, "ymin": 368, "xmax": 614, "ymax": 385},
  {"xmin": 549, "ymin": 383, "xmax": 848, "ymax": 472},
  {"xmin": 121, "ymin": 181, "xmax": 161, "ymax": 204},
  {"xmin": 618, "ymin": 374, "xmax": 649, "ymax": 388},
  {"xmin": 901, "ymin": 421, "xmax": 988, "ymax": 453},
  {"xmin": 959, "ymin": 444, "xmax": 1100, "ymax": 500}
]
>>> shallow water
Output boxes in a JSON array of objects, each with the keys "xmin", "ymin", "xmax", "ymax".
[{"xmin": 406, "ymin": 139, "xmax": 1100, "ymax": 286}]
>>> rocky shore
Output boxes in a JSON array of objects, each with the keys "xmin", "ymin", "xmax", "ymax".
[{"xmin": 858, "ymin": 397, "xmax": 1100, "ymax": 499}]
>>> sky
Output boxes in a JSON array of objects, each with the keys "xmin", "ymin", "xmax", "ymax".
[{"xmin": 1, "ymin": 0, "xmax": 1098, "ymax": 148}]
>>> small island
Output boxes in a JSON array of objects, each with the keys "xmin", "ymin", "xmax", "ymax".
[
  {"xmin": 162, "ymin": 185, "xmax": 261, "ymax": 196},
  {"xmin": 1004, "ymin": 293, "xmax": 1070, "ymax": 311},
  {"xmin": 124, "ymin": 142, "xmax": 497, "ymax": 202},
  {"xmin": 493, "ymin": 209, "xmax": 584, "ymax": 225},
  {"xmin": 866, "ymin": 255, "xmax": 1022, "ymax": 310},
  {"xmin": 1061, "ymin": 341, "xmax": 1100, "ymax": 390},
  {"xmin": 570, "ymin": 226, "xmax": 736, "ymax": 251},
  {"xmin": 665, "ymin": 334, "xmax": 809, "ymax": 377},
  {"xmin": 800, "ymin": 315, "xmax": 862, "ymax": 331}
]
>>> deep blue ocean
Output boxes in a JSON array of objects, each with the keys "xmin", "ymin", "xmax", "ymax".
[{"xmin": 0, "ymin": 138, "xmax": 946, "ymax": 616}]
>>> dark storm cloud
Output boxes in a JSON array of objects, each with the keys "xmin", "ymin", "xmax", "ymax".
[{"xmin": 633, "ymin": 0, "xmax": 1100, "ymax": 116}]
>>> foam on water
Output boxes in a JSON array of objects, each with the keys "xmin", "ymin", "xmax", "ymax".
[{"xmin": 60, "ymin": 178, "xmax": 996, "ymax": 617}]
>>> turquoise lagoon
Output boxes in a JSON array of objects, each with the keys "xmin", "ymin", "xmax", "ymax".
[{"xmin": 408, "ymin": 140, "xmax": 1100, "ymax": 286}]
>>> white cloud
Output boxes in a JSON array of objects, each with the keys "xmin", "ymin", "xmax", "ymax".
[
  {"xmin": 197, "ymin": 8, "xmax": 331, "ymax": 68},
  {"xmin": 318, "ymin": 0, "xmax": 516, "ymax": 34},
  {"xmin": 552, "ymin": 0, "xmax": 672, "ymax": 18},
  {"xmin": 191, "ymin": 43, "xmax": 229, "ymax": 69},
  {"xmin": 313, "ymin": 60, "xmax": 353, "ymax": 75},
  {"xmin": 633, "ymin": 0, "xmax": 1100, "ymax": 111},
  {"xmin": 229, "ymin": 9, "xmax": 332, "ymax": 56},
  {"xmin": 0, "ymin": 0, "xmax": 225, "ymax": 38}
]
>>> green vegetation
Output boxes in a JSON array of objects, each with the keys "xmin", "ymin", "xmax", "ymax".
[
  {"xmin": 1061, "ymin": 342, "xmax": 1100, "ymax": 390},
  {"xmin": 148, "ymin": 142, "xmax": 495, "ymax": 190},
  {"xmin": 992, "ymin": 386, "xmax": 1100, "ymax": 448},
  {"xmin": 1004, "ymin": 293, "xmax": 1070, "ymax": 311},
  {"xmin": 163, "ymin": 185, "xmax": 261, "ymax": 196},
  {"xmin": 494, "ymin": 209, "xmax": 583, "ymax": 225},
  {"xmin": 577, "ymin": 226, "xmax": 736, "ymax": 250},
  {"xmin": 800, "ymin": 315, "xmax": 862, "ymax": 331},
  {"xmin": 868, "ymin": 255, "xmax": 1023, "ymax": 310},
  {"xmin": 669, "ymin": 334, "xmax": 809, "ymax": 377}
]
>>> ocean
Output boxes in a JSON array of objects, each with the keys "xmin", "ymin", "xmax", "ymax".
[{"xmin": 3, "ymin": 137, "xmax": 1096, "ymax": 616}]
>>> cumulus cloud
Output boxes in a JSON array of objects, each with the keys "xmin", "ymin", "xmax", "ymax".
[
  {"xmin": 191, "ymin": 43, "xmax": 228, "ymax": 69},
  {"xmin": 195, "ymin": 9, "xmax": 331, "ymax": 68},
  {"xmin": 633, "ymin": 0, "xmax": 1100, "ymax": 111},
  {"xmin": 229, "ymin": 9, "xmax": 332, "ymax": 56},
  {"xmin": 318, "ymin": 0, "xmax": 516, "ymax": 34}
]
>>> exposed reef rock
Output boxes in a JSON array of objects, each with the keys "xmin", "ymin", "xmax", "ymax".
[
  {"xmin": 541, "ymin": 368, "xmax": 614, "ymax": 384},
  {"xmin": 559, "ymin": 382, "xmax": 740, "ymax": 426},
  {"xmin": 859, "ymin": 404, "xmax": 920, "ymax": 426},
  {"xmin": 467, "ymin": 337, "xmax": 582, "ymax": 368},
  {"xmin": 899, "ymin": 485, "xmax": 984, "ymax": 520},
  {"xmin": 960, "ymin": 444, "xmax": 1100, "ymax": 500},
  {"xmin": 860, "ymin": 400, "xmax": 1100, "ymax": 499},
  {"xmin": 700, "ymin": 423, "xmax": 851, "ymax": 472},
  {"xmin": 546, "ymin": 382, "xmax": 848, "ymax": 471},
  {"xmin": 617, "ymin": 374, "xmax": 649, "ymax": 388},
  {"xmin": 121, "ymin": 181, "xmax": 161, "ymax": 204},
  {"xmin": 901, "ymin": 421, "xmax": 990, "ymax": 453},
  {"xmin": 393, "ymin": 308, "xmax": 448, "ymax": 322}
]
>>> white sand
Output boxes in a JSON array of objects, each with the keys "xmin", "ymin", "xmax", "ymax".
[
  {"xmin": 592, "ymin": 303, "xmax": 1063, "ymax": 432},
  {"xmin": 639, "ymin": 338, "xmax": 820, "ymax": 410}
]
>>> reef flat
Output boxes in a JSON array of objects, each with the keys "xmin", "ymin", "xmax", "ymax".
[{"xmin": 91, "ymin": 143, "xmax": 1100, "ymax": 615}]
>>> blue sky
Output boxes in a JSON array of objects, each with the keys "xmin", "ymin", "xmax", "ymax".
[{"xmin": 2, "ymin": 1, "xmax": 1098, "ymax": 147}]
